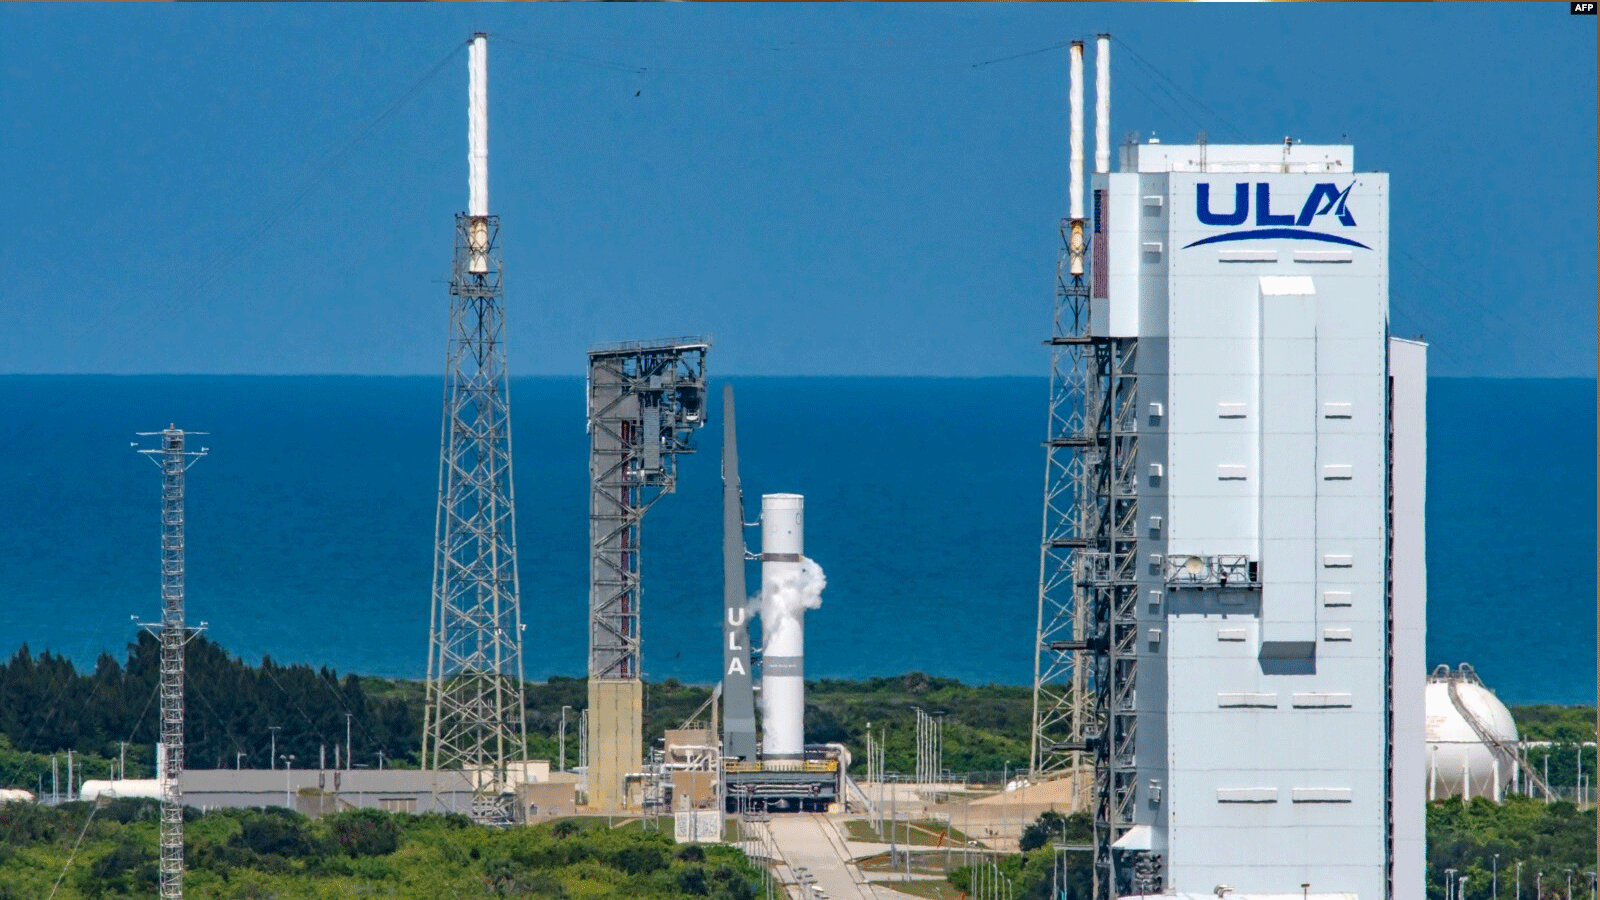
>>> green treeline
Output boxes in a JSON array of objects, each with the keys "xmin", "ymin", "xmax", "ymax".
[
  {"xmin": 1, "ymin": 638, "xmax": 1592, "ymax": 790},
  {"xmin": 0, "ymin": 641, "xmax": 1040, "ymax": 783},
  {"xmin": 0, "ymin": 636, "xmax": 420, "ymax": 780},
  {"xmin": 952, "ymin": 800, "xmax": 1597, "ymax": 900},
  {"xmin": 1427, "ymin": 796, "xmax": 1597, "ymax": 900},
  {"xmin": 0, "ymin": 802, "xmax": 759, "ymax": 900}
]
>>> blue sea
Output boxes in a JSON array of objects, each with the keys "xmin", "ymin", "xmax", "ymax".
[{"xmin": 0, "ymin": 376, "xmax": 1592, "ymax": 705}]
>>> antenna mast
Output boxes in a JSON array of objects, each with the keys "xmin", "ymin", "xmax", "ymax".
[
  {"xmin": 135, "ymin": 425, "xmax": 207, "ymax": 900},
  {"xmin": 422, "ymin": 32, "xmax": 528, "ymax": 825}
]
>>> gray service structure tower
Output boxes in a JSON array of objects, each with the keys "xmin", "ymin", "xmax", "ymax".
[
  {"xmin": 585, "ymin": 337, "xmax": 709, "ymax": 810},
  {"xmin": 1030, "ymin": 35, "xmax": 1426, "ymax": 900}
]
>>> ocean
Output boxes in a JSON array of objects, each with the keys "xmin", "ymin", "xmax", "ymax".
[{"xmin": 0, "ymin": 375, "xmax": 1592, "ymax": 705}]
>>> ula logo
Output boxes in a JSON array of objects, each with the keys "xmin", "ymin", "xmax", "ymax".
[{"xmin": 1184, "ymin": 182, "xmax": 1370, "ymax": 250}]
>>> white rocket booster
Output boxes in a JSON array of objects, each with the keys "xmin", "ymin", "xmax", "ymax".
[{"xmin": 759, "ymin": 494, "xmax": 825, "ymax": 768}]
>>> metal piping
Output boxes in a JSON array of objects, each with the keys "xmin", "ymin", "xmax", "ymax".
[
  {"xmin": 1068, "ymin": 41, "xmax": 1085, "ymax": 222},
  {"xmin": 1067, "ymin": 40, "xmax": 1086, "ymax": 277}
]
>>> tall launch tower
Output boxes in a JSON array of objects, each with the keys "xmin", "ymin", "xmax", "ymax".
[
  {"xmin": 422, "ymin": 33, "xmax": 528, "ymax": 825},
  {"xmin": 1033, "ymin": 37, "xmax": 1425, "ymax": 899},
  {"xmin": 134, "ymin": 425, "xmax": 207, "ymax": 900},
  {"xmin": 585, "ymin": 337, "xmax": 708, "ymax": 810}
]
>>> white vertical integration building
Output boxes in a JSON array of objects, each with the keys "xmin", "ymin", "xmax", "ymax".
[{"xmin": 1089, "ymin": 135, "xmax": 1427, "ymax": 898}]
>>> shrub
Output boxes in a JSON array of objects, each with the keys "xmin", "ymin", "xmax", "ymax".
[
  {"xmin": 327, "ymin": 808, "xmax": 402, "ymax": 858},
  {"xmin": 676, "ymin": 843, "xmax": 706, "ymax": 863},
  {"xmin": 81, "ymin": 836, "xmax": 157, "ymax": 898}
]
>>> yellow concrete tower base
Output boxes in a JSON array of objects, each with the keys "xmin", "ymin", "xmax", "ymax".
[{"xmin": 586, "ymin": 679, "xmax": 642, "ymax": 812}]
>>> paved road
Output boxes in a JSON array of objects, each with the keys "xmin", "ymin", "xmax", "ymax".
[{"xmin": 762, "ymin": 813, "xmax": 886, "ymax": 900}]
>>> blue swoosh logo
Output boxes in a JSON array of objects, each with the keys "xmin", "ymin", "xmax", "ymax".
[{"xmin": 1182, "ymin": 228, "xmax": 1372, "ymax": 250}]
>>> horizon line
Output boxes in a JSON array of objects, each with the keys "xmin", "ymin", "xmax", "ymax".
[{"xmin": 1, "ymin": 372, "xmax": 1594, "ymax": 381}]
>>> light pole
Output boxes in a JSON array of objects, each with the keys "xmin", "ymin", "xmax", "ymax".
[
  {"xmin": 280, "ymin": 754, "xmax": 295, "ymax": 809},
  {"xmin": 1461, "ymin": 876, "xmax": 1469, "ymax": 900},
  {"xmin": 377, "ymin": 749, "xmax": 385, "ymax": 771},
  {"xmin": 269, "ymin": 725, "xmax": 281, "ymax": 770},
  {"xmin": 1449, "ymin": 869, "xmax": 1459, "ymax": 900},
  {"xmin": 1518, "ymin": 862, "xmax": 1524, "ymax": 900},
  {"xmin": 345, "ymin": 713, "xmax": 353, "ymax": 771},
  {"xmin": 1538, "ymin": 872, "xmax": 1544, "ymax": 899},
  {"xmin": 1301, "ymin": 883, "xmax": 1309, "ymax": 900},
  {"xmin": 1496, "ymin": 854, "xmax": 1501, "ymax": 899},
  {"xmin": 236, "ymin": 752, "xmax": 245, "ymax": 771},
  {"xmin": 1567, "ymin": 870, "xmax": 1573, "ymax": 900},
  {"xmin": 560, "ymin": 706, "xmax": 572, "ymax": 773}
]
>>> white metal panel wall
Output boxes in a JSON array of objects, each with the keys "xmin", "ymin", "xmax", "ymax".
[
  {"xmin": 1387, "ymin": 338, "xmax": 1428, "ymax": 899},
  {"xmin": 1138, "ymin": 176, "xmax": 1171, "ymax": 339},
  {"xmin": 1153, "ymin": 169, "xmax": 1391, "ymax": 899},
  {"xmin": 1134, "ymin": 355, "xmax": 1173, "ymax": 833}
]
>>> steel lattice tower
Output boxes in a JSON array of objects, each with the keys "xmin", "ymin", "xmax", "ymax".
[
  {"xmin": 1030, "ymin": 217, "xmax": 1095, "ymax": 790},
  {"xmin": 135, "ymin": 426, "xmax": 207, "ymax": 900},
  {"xmin": 585, "ymin": 338, "xmax": 708, "ymax": 810},
  {"xmin": 422, "ymin": 33, "xmax": 526, "ymax": 825}
]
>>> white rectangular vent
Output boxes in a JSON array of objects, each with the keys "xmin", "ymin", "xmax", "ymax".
[
  {"xmin": 1217, "ymin": 464, "xmax": 1247, "ymax": 480},
  {"xmin": 1142, "ymin": 195, "xmax": 1164, "ymax": 208},
  {"xmin": 1142, "ymin": 241, "xmax": 1164, "ymax": 254},
  {"xmin": 1217, "ymin": 787, "xmax": 1278, "ymax": 804},
  {"xmin": 1148, "ymin": 402, "xmax": 1164, "ymax": 419},
  {"xmin": 1323, "ymin": 554, "xmax": 1354, "ymax": 568},
  {"xmin": 1148, "ymin": 628, "xmax": 1163, "ymax": 644},
  {"xmin": 1322, "ymin": 627, "xmax": 1353, "ymax": 642},
  {"xmin": 1149, "ymin": 462, "xmax": 1164, "ymax": 478},
  {"xmin": 1292, "ymin": 692, "xmax": 1353, "ymax": 708},
  {"xmin": 1217, "ymin": 402, "xmax": 1248, "ymax": 418},
  {"xmin": 1322, "ymin": 464, "xmax": 1354, "ymax": 480},
  {"xmin": 1259, "ymin": 275, "xmax": 1316, "ymax": 296},
  {"xmin": 1219, "ymin": 249, "xmax": 1278, "ymax": 263},
  {"xmin": 1217, "ymin": 628, "xmax": 1249, "ymax": 642},
  {"xmin": 1322, "ymin": 590, "xmax": 1353, "ymax": 607},
  {"xmin": 1323, "ymin": 402, "xmax": 1353, "ymax": 419},
  {"xmin": 1291, "ymin": 787, "xmax": 1353, "ymax": 803},
  {"xmin": 1149, "ymin": 590, "xmax": 1163, "ymax": 613},
  {"xmin": 1218, "ymin": 692, "xmax": 1277, "ymax": 708},
  {"xmin": 1294, "ymin": 250, "xmax": 1354, "ymax": 263}
]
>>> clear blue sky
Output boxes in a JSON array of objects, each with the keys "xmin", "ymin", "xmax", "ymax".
[{"xmin": 1, "ymin": 4, "xmax": 1592, "ymax": 377}]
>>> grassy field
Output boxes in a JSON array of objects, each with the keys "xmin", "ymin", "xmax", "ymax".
[
  {"xmin": 840, "ymin": 818, "xmax": 974, "ymax": 849},
  {"xmin": 870, "ymin": 879, "xmax": 965, "ymax": 899}
]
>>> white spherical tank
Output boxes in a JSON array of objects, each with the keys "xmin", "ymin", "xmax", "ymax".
[{"xmin": 1425, "ymin": 664, "xmax": 1519, "ymax": 802}]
